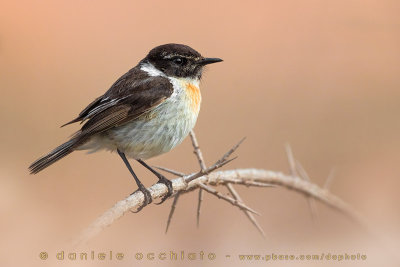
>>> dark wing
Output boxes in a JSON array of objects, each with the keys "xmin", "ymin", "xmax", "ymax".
[
  {"xmin": 63, "ymin": 67, "xmax": 173, "ymax": 138},
  {"xmin": 61, "ymin": 96, "xmax": 103, "ymax": 127}
]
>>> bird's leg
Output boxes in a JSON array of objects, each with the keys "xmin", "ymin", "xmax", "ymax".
[
  {"xmin": 117, "ymin": 149, "xmax": 152, "ymax": 212},
  {"xmin": 136, "ymin": 159, "xmax": 173, "ymax": 204}
]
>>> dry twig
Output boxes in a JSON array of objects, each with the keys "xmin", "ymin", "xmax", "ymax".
[{"xmin": 73, "ymin": 136, "xmax": 367, "ymax": 246}]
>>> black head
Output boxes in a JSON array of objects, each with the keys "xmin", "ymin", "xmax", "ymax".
[{"xmin": 143, "ymin": 43, "xmax": 222, "ymax": 79}]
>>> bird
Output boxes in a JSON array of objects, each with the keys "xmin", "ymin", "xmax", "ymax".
[{"xmin": 29, "ymin": 43, "xmax": 222, "ymax": 210}]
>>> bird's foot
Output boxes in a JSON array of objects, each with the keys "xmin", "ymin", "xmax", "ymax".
[
  {"xmin": 155, "ymin": 175, "xmax": 173, "ymax": 204},
  {"xmin": 130, "ymin": 185, "xmax": 152, "ymax": 213}
]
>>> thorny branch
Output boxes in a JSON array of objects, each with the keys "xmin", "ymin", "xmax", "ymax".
[
  {"xmin": 73, "ymin": 132, "xmax": 368, "ymax": 246},
  {"xmin": 187, "ymin": 132, "xmax": 266, "ymax": 237}
]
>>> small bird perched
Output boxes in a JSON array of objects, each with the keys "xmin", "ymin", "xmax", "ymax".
[{"xmin": 29, "ymin": 43, "xmax": 222, "ymax": 209}]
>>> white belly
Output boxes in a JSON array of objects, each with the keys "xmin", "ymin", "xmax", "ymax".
[{"xmin": 79, "ymin": 78, "xmax": 201, "ymax": 159}]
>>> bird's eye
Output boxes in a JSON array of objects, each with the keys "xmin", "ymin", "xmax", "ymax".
[{"xmin": 172, "ymin": 57, "xmax": 186, "ymax": 65}]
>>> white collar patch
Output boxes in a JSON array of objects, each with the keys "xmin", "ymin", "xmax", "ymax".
[{"xmin": 140, "ymin": 62, "xmax": 166, "ymax": 77}]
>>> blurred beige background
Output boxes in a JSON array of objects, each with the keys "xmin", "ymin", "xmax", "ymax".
[{"xmin": 1, "ymin": 0, "xmax": 399, "ymax": 266}]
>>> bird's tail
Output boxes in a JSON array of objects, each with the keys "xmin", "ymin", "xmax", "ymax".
[{"xmin": 29, "ymin": 138, "xmax": 79, "ymax": 174}]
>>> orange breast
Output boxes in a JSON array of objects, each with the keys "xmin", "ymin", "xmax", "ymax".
[{"xmin": 185, "ymin": 83, "xmax": 201, "ymax": 113}]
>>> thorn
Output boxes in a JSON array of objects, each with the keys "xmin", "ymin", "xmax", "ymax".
[
  {"xmin": 285, "ymin": 143, "xmax": 298, "ymax": 177},
  {"xmin": 165, "ymin": 193, "xmax": 181, "ymax": 233},
  {"xmin": 324, "ymin": 168, "xmax": 336, "ymax": 189},
  {"xmin": 153, "ymin": 166, "xmax": 185, "ymax": 177},
  {"xmin": 198, "ymin": 183, "xmax": 260, "ymax": 215},
  {"xmin": 226, "ymin": 183, "xmax": 266, "ymax": 238},
  {"xmin": 295, "ymin": 159, "xmax": 319, "ymax": 222},
  {"xmin": 218, "ymin": 137, "xmax": 246, "ymax": 164},
  {"xmin": 196, "ymin": 188, "xmax": 204, "ymax": 228}
]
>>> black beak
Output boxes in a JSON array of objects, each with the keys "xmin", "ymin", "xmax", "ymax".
[{"xmin": 197, "ymin": 57, "xmax": 223, "ymax": 66}]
